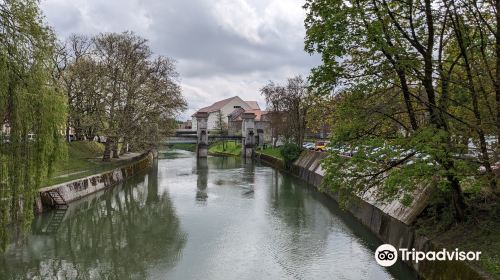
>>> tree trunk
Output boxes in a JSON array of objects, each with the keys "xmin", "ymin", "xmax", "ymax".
[
  {"xmin": 75, "ymin": 119, "xmax": 82, "ymax": 140},
  {"xmin": 449, "ymin": 174, "xmax": 466, "ymax": 222},
  {"xmin": 120, "ymin": 138, "xmax": 128, "ymax": 155},
  {"xmin": 120, "ymin": 142, "xmax": 126, "ymax": 155},
  {"xmin": 496, "ymin": 0, "xmax": 500, "ymax": 169},
  {"xmin": 451, "ymin": 13, "xmax": 497, "ymax": 191},
  {"xmin": 397, "ymin": 70, "xmax": 419, "ymax": 131},
  {"xmin": 112, "ymin": 138, "xmax": 120, "ymax": 159},
  {"xmin": 66, "ymin": 121, "xmax": 71, "ymax": 142},
  {"xmin": 102, "ymin": 139, "xmax": 113, "ymax": 162}
]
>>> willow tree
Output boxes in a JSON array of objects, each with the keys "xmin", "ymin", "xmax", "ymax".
[{"xmin": 0, "ymin": 0, "xmax": 66, "ymax": 250}]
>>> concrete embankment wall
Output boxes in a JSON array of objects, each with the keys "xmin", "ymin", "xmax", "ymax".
[
  {"xmin": 36, "ymin": 151, "xmax": 154, "ymax": 213},
  {"xmin": 257, "ymin": 153, "xmax": 285, "ymax": 170},
  {"xmin": 262, "ymin": 150, "xmax": 487, "ymax": 280}
]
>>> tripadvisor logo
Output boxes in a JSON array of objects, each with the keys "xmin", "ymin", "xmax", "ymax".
[
  {"xmin": 374, "ymin": 244, "xmax": 482, "ymax": 267},
  {"xmin": 375, "ymin": 244, "xmax": 398, "ymax": 267}
]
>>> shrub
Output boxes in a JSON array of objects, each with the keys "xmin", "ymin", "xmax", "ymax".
[{"xmin": 280, "ymin": 143, "xmax": 302, "ymax": 169}]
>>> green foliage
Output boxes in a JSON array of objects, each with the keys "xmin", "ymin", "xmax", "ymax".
[
  {"xmin": 280, "ymin": 143, "xmax": 302, "ymax": 169},
  {"xmin": 305, "ymin": 0, "xmax": 499, "ymax": 274},
  {"xmin": 209, "ymin": 141, "xmax": 241, "ymax": 156},
  {"xmin": 415, "ymin": 196, "xmax": 500, "ymax": 278},
  {"xmin": 304, "ymin": 0, "xmax": 499, "ymax": 223},
  {"xmin": 0, "ymin": 0, "xmax": 66, "ymax": 251}
]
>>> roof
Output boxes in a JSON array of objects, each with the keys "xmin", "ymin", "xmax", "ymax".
[
  {"xmin": 228, "ymin": 107, "xmax": 245, "ymax": 121},
  {"xmin": 228, "ymin": 108, "xmax": 267, "ymax": 122},
  {"xmin": 193, "ymin": 96, "xmax": 261, "ymax": 116},
  {"xmin": 196, "ymin": 96, "xmax": 241, "ymax": 114},
  {"xmin": 244, "ymin": 101, "xmax": 260, "ymax": 110}
]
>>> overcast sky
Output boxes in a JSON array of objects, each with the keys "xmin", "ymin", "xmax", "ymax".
[{"xmin": 40, "ymin": 0, "xmax": 319, "ymax": 120}]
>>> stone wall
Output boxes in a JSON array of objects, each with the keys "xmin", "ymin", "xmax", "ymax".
[
  {"xmin": 257, "ymin": 153, "xmax": 285, "ymax": 170},
  {"xmin": 274, "ymin": 150, "xmax": 487, "ymax": 280},
  {"xmin": 37, "ymin": 151, "xmax": 154, "ymax": 213}
]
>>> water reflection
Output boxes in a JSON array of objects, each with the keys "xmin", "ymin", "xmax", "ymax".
[
  {"xmin": 0, "ymin": 162, "xmax": 186, "ymax": 280},
  {"xmin": 241, "ymin": 159, "xmax": 255, "ymax": 198},
  {"xmin": 0, "ymin": 150, "xmax": 418, "ymax": 280},
  {"xmin": 196, "ymin": 158, "xmax": 208, "ymax": 203}
]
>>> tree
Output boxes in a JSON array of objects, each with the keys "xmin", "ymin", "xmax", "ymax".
[
  {"xmin": 94, "ymin": 32, "xmax": 187, "ymax": 161},
  {"xmin": 261, "ymin": 76, "xmax": 310, "ymax": 147},
  {"xmin": 304, "ymin": 0, "xmax": 499, "ymax": 222},
  {"xmin": 214, "ymin": 110, "xmax": 227, "ymax": 150},
  {"xmin": 0, "ymin": 0, "xmax": 66, "ymax": 250},
  {"xmin": 58, "ymin": 32, "xmax": 187, "ymax": 161},
  {"xmin": 306, "ymin": 94, "xmax": 336, "ymax": 138},
  {"xmin": 54, "ymin": 34, "xmax": 103, "ymax": 141},
  {"xmin": 260, "ymin": 81, "xmax": 287, "ymax": 147}
]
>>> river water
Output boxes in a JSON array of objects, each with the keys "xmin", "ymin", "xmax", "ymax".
[{"xmin": 0, "ymin": 150, "xmax": 418, "ymax": 280}]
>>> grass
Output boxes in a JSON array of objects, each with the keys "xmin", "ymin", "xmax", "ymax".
[
  {"xmin": 416, "ymin": 200, "xmax": 500, "ymax": 278},
  {"xmin": 44, "ymin": 141, "xmax": 139, "ymax": 186},
  {"xmin": 258, "ymin": 146, "xmax": 283, "ymax": 160},
  {"xmin": 435, "ymin": 219, "xmax": 500, "ymax": 278},
  {"xmin": 209, "ymin": 141, "xmax": 241, "ymax": 156},
  {"xmin": 169, "ymin": 143, "xmax": 196, "ymax": 152}
]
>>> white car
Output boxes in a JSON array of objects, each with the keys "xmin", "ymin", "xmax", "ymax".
[{"xmin": 303, "ymin": 142, "xmax": 315, "ymax": 150}]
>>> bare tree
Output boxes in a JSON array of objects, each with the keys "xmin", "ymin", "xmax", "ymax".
[
  {"xmin": 261, "ymin": 76, "xmax": 310, "ymax": 147},
  {"xmin": 58, "ymin": 32, "xmax": 186, "ymax": 161},
  {"xmin": 214, "ymin": 110, "xmax": 227, "ymax": 150}
]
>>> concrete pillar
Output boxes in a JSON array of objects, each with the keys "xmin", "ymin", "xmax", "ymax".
[
  {"xmin": 241, "ymin": 112, "xmax": 256, "ymax": 158},
  {"xmin": 196, "ymin": 112, "xmax": 209, "ymax": 158},
  {"xmin": 196, "ymin": 158, "xmax": 208, "ymax": 202},
  {"xmin": 256, "ymin": 128, "xmax": 264, "ymax": 147}
]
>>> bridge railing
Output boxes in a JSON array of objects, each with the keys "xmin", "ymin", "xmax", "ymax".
[{"xmin": 165, "ymin": 135, "xmax": 243, "ymax": 145}]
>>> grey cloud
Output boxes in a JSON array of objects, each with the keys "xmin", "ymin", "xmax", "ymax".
[
  {"xmin": 144, "ymin": 1, "xmax": 285, "ymax": 76},
  {"xmin": 40, "ymin": 0, "xmax": 319, "ymax": 119},
  {"xmin": 42, "ymin": 1, "xmax": 84, "ymax": 35}
]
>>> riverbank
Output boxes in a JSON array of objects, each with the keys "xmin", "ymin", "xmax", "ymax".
[
  {"xmin": 37, "ymin": 150, "xmax": 155, "ymax": 213},
  {"xmin": 46, "ymin": 141, "xmax": 142, "ymax": 186},
  {"xmin": 256, "ymin": 149, "xmax": 284, "ymax": 169},
  {"xmin": 257, "ymin": 150, "xmax": 495, "ymax": 280},
  {"xmin": 169, "ymin": 143, "xmax": 196, "ymax": 152},
  {"xmin": 257, "ymin": 147, "xmax": 283, "ymax": 160}
]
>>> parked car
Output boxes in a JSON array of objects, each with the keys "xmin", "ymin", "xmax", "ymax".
[
  {"xmin": 314, "ymin": 141, "xmax": 329, "ymax": 152},
  {"xmin": 302, "ymin": 142, "xmax": 315, "ymax": 150}
]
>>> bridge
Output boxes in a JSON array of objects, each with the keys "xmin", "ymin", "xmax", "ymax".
[
  {"xmin": 168, "ymin": 112, "xmax": 260, "ymax": 158},
  {"xmin": 164, "ymin": 133, "xmax": 243, "ymax": 145}
]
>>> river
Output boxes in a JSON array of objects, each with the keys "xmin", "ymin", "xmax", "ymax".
[{"xmin": 0, "ymin": 149, "xmax": 418, "ymax": 280}]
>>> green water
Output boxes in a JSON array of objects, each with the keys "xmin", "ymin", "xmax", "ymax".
[{"xmin": 0, "ymin": 150, "xmax": 417, "ymax": 279}]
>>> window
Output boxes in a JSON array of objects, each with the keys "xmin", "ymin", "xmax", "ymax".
[{"xmin": 234, "ymin": 105, "xmax": 241, "ymax": 108}]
